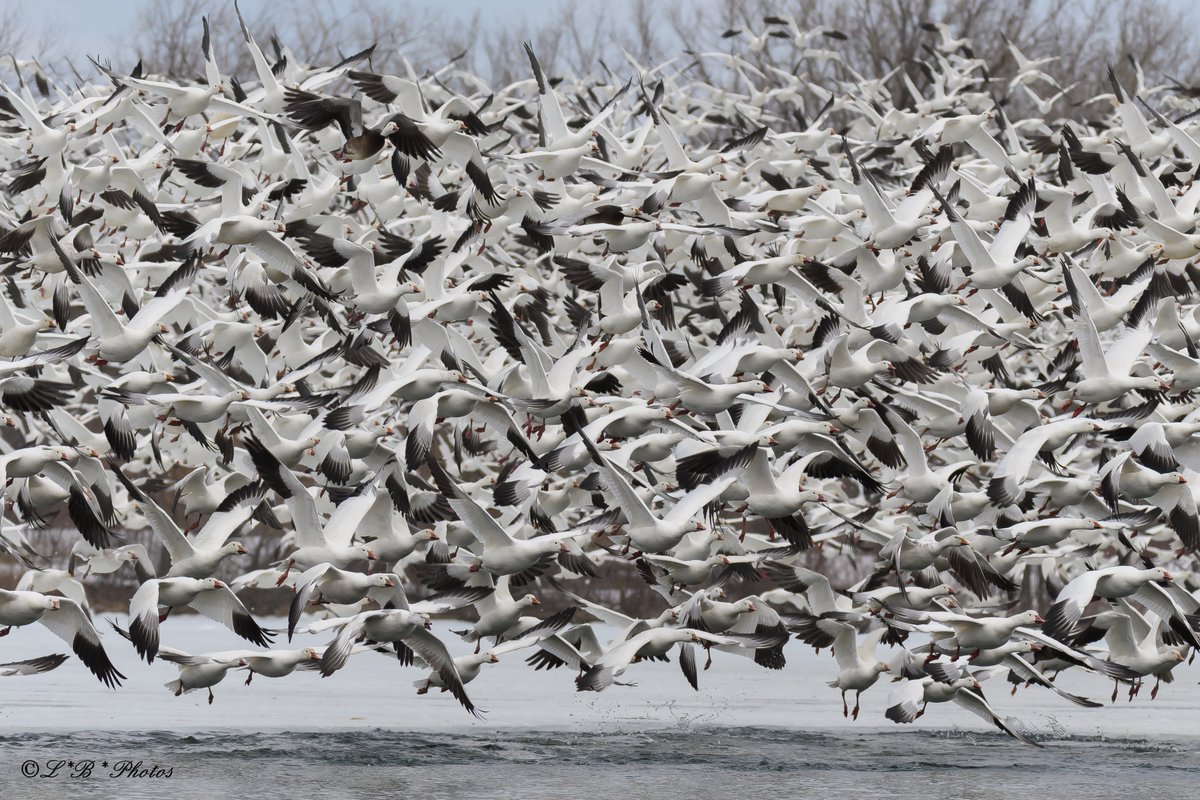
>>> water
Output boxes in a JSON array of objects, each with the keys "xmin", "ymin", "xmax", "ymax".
[{"xmin": 1, "ymin": 616, "xmax": 1197, "ymax": 797}]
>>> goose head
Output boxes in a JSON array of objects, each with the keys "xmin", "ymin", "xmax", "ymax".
[{"xmin": 1147, "ymin": 567, "xmax": 1173, "ymax": 584}]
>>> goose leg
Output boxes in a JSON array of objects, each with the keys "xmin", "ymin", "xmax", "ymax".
[
  {"xmin": 852, "ymin": 691, "xmax": 862, "ymax": 721},
  {"xmin": 244, "ymin": 671, "xmax": 253, "ymax": 686},
  {"xmin": 1151, "ymin": 677, "xmax": 1161, "ymax": 700},
  {"xmin": 841, "ymin": 690, "xmax": 848, "ymax": 718},
  {"xmin": 207, "ymin": 688, "xmax": 214, "ymax": 705}
]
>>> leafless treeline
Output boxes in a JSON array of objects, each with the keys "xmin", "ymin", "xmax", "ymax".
[
  {"xmin": 76, "ymin": 0, "xmax": 1200, "ymax": 120},
  {"xmin": 0, "ymin": 509, "xmax": 877, "ymax": 619}
]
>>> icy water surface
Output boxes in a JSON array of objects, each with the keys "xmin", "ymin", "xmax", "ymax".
[{"xmin": 0, "ymin": 616, "xmax": 1197, "ymax": 798}]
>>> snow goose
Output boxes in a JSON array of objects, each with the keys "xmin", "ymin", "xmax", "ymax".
[
  {"xmin": 1067, "ymin": 296, "xmax": 1165, "ymax": 407},
  {"xmin": 94, "ymin": 30, "xmax": 282, "ymax": 128},
  {"xmin": 158, "ymin": 652, "xmax": 245, "ymax": 702},
  {"xmin": 822, "ymin": 622, "xmax": 890, "ymax": 718},
  {"xmin": 0, "ymin": 588, "xmax": 123, "ymax": 687},
  {"xmin": 1106, "ymin": 66, "xmax": 1172, "ymax": 158},
  {"xmin": 243, "ymin": 437, "xmax": 377, "ymax": 583},
  {"xmin": 50, "ymin": 236, "xmax": 191, "ymax": 364},
  {"xmin": 523, "ymin": 623, "xmax": 606, "ymax": 675},
  {"xmin": 936, "ymin": 179, "xmax": 1042, "ymax": 294},
  {"xmin": 823, "ymin": 334, "xmax": 939, "ymax": 390},
  {"xmin": 887, "ymin": 415, "xmax": 974, "ymax": 504},
  {"xmin": 417, "ymin": 610, "xmax": 574, "ymax": 694},
  {"xmin": 999, "ymin": 517, "xmax": 1106, "ymax": 553},
  {"xmin": 431, "ymin": 461, "xmax": 586, "ymax": 575},
  {"xmin": 577, "ymin": 433, "xmax": 735, "ymax": 554},
  {"xmin": 841, "ymin": 137, "xmax": 933, "ymax": 249},
  {"xmin": 239, "ymin": 647, "xmax": 326, "ymax": 685},
  {"xmin": 885, "ymin": 672, "xmax": 1041, "ymax": 746},
  {"xmin": 1093, "ymin": 609, "xmax": 1187, "ymax": 701},
  {"xmin": 0, "ymin": 289, "xmax": 54, "ymax": 357},
  {"xmin": 1043, "ymin": 566, "xmax": 1196, "ymax": 645},
  {"xmin": 639, "ymin": 551, "xmax": 754, "ymax": 594},
  {"xmin": 127, "ymin": 576, "xmax": 273, "ymax": 663},
  {"xmin": 520, "ymin": 42, "xmax": 627, "ymax": 164},
  {"xmin": 851, "ymin": 582, "xmax": 956, "ymax": 613},
  {"xmin": 25, "ymin": 454, "xmax": 121, "ymax": 550},
  {"xmin": 677, "ymin": 589, "xmax": 761, "ymax": 635},
  {"xmin": 354, "ymin": 493, "xmax": 438, "ymax": 568},
  {"xmin": 111, "ymin": 463, "xmax": 259, "ymax": 579},
  {"xmin": 69, "ymin": 541, "xmax": 154, "ymax": 582},
  {"xmin": 986, "ymin": 418, "xmax": 1105, "ymax": 507},
  {"xmin": 184, "ymin": 215, "xmax": 330, "ymax": 297},
  {"xmin": 1002, "ymin": 37, "xmax": 1060, "ymax": 89},
  {"xmin": 549, "ymin": 578, "xmax": 679, "ymax": 640},
  {"xmin": 875, "ymin": 526, "xmax": 969, "ymax": 579},
  {"xmin": 0, "ymin": 653, "xmax": 68, "ymax": 677},
  {"xmin": 637, "ymin": 347, "xmax": 771, "ymax": 414},
  {"xmin": 286, "ymin": 565, "xmax": 399, "ymax": 640},
  {"xmin": 452, "ymin": 575, "xmax": 540, "ymax": 651},
  {"xmin": 901, "ymin": 608, "xmax": 1045, "ymax": 658},
  {"xmin": 314, "ymin": 608, "xmax": 481, "ymax": 716},
  {"xmin": 2, "ymin": 81, "xmax": 71, "ymax": 157},
  {"xmin": 171, "ymin": 466, "xmax": 253, "ymax": 520},
  {"xmin": 1098, "ymin": 450, "xmax": 1190, "ymax": 519},
  {"xmin": 112, "ymin": 621, "xmax": 246, "ymax": 703},
  {"xmin": 14, "ymin": 568, "xmax": 91, "ymax": 614},
  {"xmin": 969, "ymin": 641, "xmax": 1102, "ymax": 707},
  {"xmin": 575, "ymin": 625, "xmax": 787, "ymax": 692}
]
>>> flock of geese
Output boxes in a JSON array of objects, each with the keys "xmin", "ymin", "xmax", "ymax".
[{"xmin": 2, "ymin": 11, "xmax": 1200, "ymax": 744}]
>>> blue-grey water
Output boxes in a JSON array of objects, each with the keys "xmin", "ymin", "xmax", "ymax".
[
  {"xmin": 2, "ymin": 617, "xmax": 1197, "ymax": 798},
  {"xmin": 3, "ymin": 727, "xmax": 1197, "ymax": 800}
]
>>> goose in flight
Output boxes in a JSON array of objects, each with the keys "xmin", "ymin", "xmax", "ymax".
[
  {"xmin": 127, "ymin": 576, "xmax": 273, "ymax": 663},
  {"xmin": 885, "ymin": 668, "xmax": 1042, "ymax": 746},
  {"xmin": 0, "ymin": 653, "xmax": 69, "ymax": 677},
  {"xmin": 312, "ymin": 608, "xmax": 482, "ymax": 717},
  {"xmin": 0, "ymin": 588, "xmax": 124, "ymax": 687}
]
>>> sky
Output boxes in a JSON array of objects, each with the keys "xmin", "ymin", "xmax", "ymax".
[{"xmin": 10, "ymin": 0, "xmax": 549, "ymax": 59}]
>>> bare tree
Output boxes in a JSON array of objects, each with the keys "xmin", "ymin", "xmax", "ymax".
[{"xmin": 98, "ymin": 0, "xmax": 1194, "ymax": 118}]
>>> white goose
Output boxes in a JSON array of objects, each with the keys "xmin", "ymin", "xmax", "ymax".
[
  {"xmin": 822, "ymin": 621, "xmax": 890, "ymax": 719},
  {"xmin": 313, "ymin": 608, "xmax": 480, "ymax": 716},
  {"xmin": 0, "ymin": 587, "xmax": 124, "ymax": 687},
  {"xmin": 127, "ymin": 576, "xmax": 273, "ymax": 663},
  {"xmin": 885, "ymin": 672, "xmax": 1041, "ymax": 745},
  {"xmin": 244, "ymin": 437, "xmax": 378, "ymax": 583},
  {"xmin": 435, "ymin": 463, "xmax": 586, "ymax": 575},
  {"xmin": 112, "ymin": 464, "xmax": 258, "ymax": 579},
  {"xmin": 575, "ymin": 626, "xmax": 787, "ymax": 692},
  {"xmin": 583, "ymin": 434, "xmax": 736, "ymax": 553}
]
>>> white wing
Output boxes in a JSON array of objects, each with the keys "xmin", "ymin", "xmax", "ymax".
[{"xmin": 40, "ymin": 597, "xmax": 124, "ymax": 687}]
